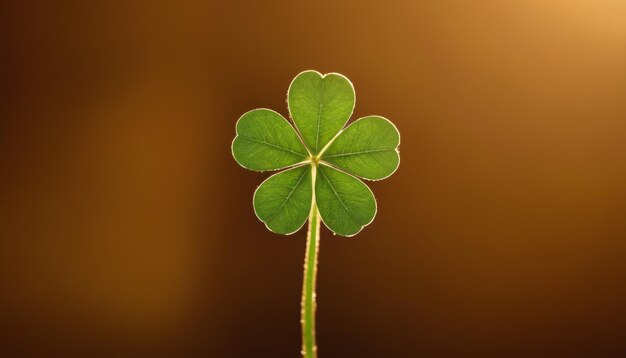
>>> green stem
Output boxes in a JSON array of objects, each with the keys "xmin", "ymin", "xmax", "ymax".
[{"xmin": 301, "ymin": 198, "xmax": 321, "ymax": 357}]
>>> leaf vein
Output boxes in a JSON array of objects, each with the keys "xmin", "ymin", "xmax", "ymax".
[
  {"xmin": 319, "ymin": 168, "xmax": 352, "ymax": 220},
  {"xmin": 266, "ymin": 168, "xmax": 309, "ymax": 222},
  {"xmin": 238, "ymin": 136, "xmax": 305, "ymax": 157},
  {"xmin": 323, "ymin": 148, "xmax": 395, "ymax": 158},
  {"xmin": 314, "ymin": 80, "xmax": 326, "ymax": 153}
]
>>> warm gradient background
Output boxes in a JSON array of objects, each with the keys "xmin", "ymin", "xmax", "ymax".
[{"xmin": 2, "ymin": 1, "xmax": 626, "ymax": 357}]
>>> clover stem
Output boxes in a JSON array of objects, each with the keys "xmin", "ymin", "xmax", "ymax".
[{"xmin": 301, "ymin": 199, "xmax": 321, "ymax": 357}]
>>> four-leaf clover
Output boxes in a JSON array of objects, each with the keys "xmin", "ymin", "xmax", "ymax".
[{"xmin": 232, "ymin": 70, "xmax": 400, "ymax": 236}]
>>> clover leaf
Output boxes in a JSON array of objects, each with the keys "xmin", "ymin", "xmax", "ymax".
[
  {"xmin": 232, "ymin": 70, "xmax": 400, "ymax": 237},
  {"xmin": 231, "ymin": 70, "xmax": 400, "ymax": 358}
]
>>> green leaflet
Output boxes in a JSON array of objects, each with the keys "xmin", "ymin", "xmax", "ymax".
[
  {"xmin": 254, "ymin": 165, "xmax": 313, "ymax": 234},
  {"xmin": 288, "ymin": 71, "xmax": 355, "ymax": 155},
  {"xmin": 232, "ymin": 109, "xmax": 309, "ymax": 171},
  {"xmin": 315, "ymin": 164, "xmax": 376, "ymax": 236},
  {"xmin": 322, "ymin": 116, "xmax": 400, "ymax": 180}
]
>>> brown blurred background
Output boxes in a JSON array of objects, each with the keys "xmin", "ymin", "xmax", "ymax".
[{"xmin": 2, "ymin": 1, "xmax": 626, "ymax": 357}]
